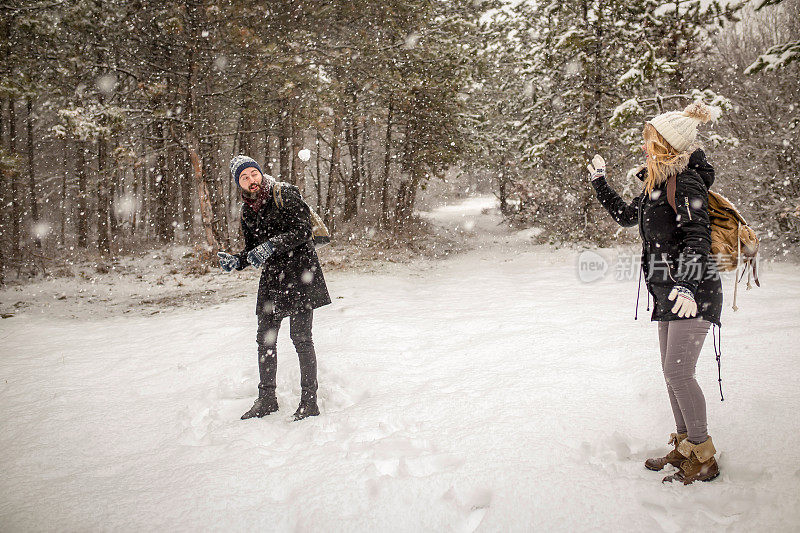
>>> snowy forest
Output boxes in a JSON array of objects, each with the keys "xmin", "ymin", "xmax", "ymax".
[{"xmin": 0, "ymin": 0, "xmax": 797, "ymax": 281}]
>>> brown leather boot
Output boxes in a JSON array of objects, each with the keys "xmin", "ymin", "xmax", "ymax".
[
  {"xmin": 662, "ymin": 436, "xmax": 720, "ymax": 484},
  {"xmin": 645, "ymin": 433, "xmax": 687, "ymax": 471}
]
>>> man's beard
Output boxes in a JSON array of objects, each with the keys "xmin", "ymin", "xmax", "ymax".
[
  {"xmin": 242, "ymin": 180, "xmax": 269, "ymax": 211},
  {"xmin": 243, "ymin": 183, "xmax": 261, "ymax": 199}
]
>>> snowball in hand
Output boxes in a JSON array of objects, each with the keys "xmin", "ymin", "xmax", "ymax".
[{"xmin": 298, "ymin": 149, "xmax": 311, "ymax": 162}]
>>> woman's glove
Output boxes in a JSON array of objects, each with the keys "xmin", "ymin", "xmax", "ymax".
[
  {"xmin": 668, "ymin": 285, "xmax": 698, "ymax": 318},
  {"xmin": 247, "ymin": 241, "xmax": 275, "ymax": 269},
  {"xmin": 217, "ymin": 252, "xmax": 240, "ymax": 272},
  {"xmin": 586, "ymin": 155, "xmax": 606, "ymax": 182}
]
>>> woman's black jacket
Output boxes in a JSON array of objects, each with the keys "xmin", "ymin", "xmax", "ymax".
[{"xmin": 591, "ymin": 149, "xmax": 722, "ymax": 325}]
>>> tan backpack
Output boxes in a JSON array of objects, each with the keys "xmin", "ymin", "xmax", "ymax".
[
  {"xmin": 666, "ymin": 176, "xmax": 759, "ymax": 310},
  {"xmin": 272, "ymin": 182, "xmax": 331, "ymax": 248}
]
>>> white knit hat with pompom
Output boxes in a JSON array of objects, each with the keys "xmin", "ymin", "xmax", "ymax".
[{"xmin": 647, "ymin": 102, "xmax": 719, "ymax": 153}]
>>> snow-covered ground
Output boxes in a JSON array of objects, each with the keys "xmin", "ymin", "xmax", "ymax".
[{"xmin": 1, "ymin": 198, "xmax": 799, "ymax": 531}]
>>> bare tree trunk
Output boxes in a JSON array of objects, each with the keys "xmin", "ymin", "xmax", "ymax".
[
  {"xmin": 94, "ymin": 0, "xmax": 110, "ymax": 255},
  {"xmin": 9, "ymin": 99, "xmax": 20, "ymax": 257},
  {"xmin": 343, "ymin": 111, "xmax": 361, "ymax": 222},
  {"xmin": 497, "ymin": 165, "xmax": 510, "ymax": 216},
  {"xmin": 203, "ymin": 142, "xmax": 221, "ymax": 246},
  {"xmin": 381, "ymin": 97, "xmax": 393, "ymax": 226},
  {"xmin": 315, "ymin": 130, "xmax": 322, "ymax": 213},
  {"xmin": 205, "ymin": 136, "xmax": 229, "ymax": 249},
  {"xmin": 359, "ymin": 120, "xmax": 369, "ymax": 211},
  {"xmin": 60, "ymin": 165, "xmax": 67, "ymax": 246},
  {"xmin": 168, "ymin": 147, "xmax": 178, "ymax": 237},
  {"xmin": 108, "ymin": 138, "xmax": 119, "ymax": 246},
  {"xmin": 279, "ymin": 100, "xmax": 291, "ymax": 182},
  {"xmin": 76, "ymin": 142, "xmax": 89, "ymax": 248},
  {"xmin": 394, "ymin": 180, "xmax": 410, "ymax": 230},
  {"xmin": 324, "ymin": 117, "xmax": 342, "ymax": 227},
  {"xmin": 292, "ymin": 114, "xmax": 305, "ymax": 195},
  {"xmin": 395, "ymin": 122, "xmax": 416, "ymax": 231},
  {"xmin": 234, "ymin": 99, "xmax": 248, "ymax": 156},
  {"xmin": 262, "ymin": 117, "xmax": 272, "ymax": 175},
  {"xmin": 155, "ymin": 121, "xmax": 170, "ymax": 242},
  {"xmin": 265, "ymin": 133, "xmax": 275, "ymax": 177},
  {"xmin": 185, "ymin": 0, "xmax": 219, "ymax": 252},
  {"xmin": 0, "ymin": 97, "xmax": 6, "ymax": 285},
  {"xmin": 188, "ymin": 135, "xmax": 218, "ymax": 251},
  {"xmin": 238, "ymin": 81, "xmax": 256, "ymax": 158},
  {"xmin": 108, "ymin": 168, "xmax": 119, "ymax": 249},
  {"xmin": 145, "ymin": 147, "xmax": 154, "ymax": 237},
  {"xmin": 224, "ymin": 141, "xmax": 233, "ymax": 222},
  {"xmin": 395, "ymin": 169, "xmax": 421, "ymax": 230},
  {"xmin": 132, "ymin": 158, "xmax": 141, "ymax": 232},
  {"xmin": 97, "ymin": 135, "xmax": 111, "ymax": 254},
  {"xmin": 26, "ymin": 98, "xmax": 40, "ymax": 250},
  {"xmin": 180, "ymin": 148, "xmax": 193, "ymax": 234}
]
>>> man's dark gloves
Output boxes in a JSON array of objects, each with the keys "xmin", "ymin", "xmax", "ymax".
[
  {"xmin": 247, "ymin": 241, "xmax": 275, "ymax": 269},
  {"xmin": 217, "ymin": 252, "xmax": 240, "ymax": 272}
]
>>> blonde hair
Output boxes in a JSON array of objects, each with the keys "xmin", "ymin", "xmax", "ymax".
[{"xmin": 642, "ymin": 123, "xmax": 689, "ymax": 194}]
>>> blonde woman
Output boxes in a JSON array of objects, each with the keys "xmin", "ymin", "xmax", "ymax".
[{"xmin": 588, "ymin": 103, "xmax": 723, "ymax": 484}]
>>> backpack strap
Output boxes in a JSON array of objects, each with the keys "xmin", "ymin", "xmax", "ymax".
[
  {"xmin": 712, "ymin": 324, "xmax": 724, "ymax": 401},
  {"xmin": 272, "ymin": 181, "xmax": 285, "ymax": 208},
  {"xmin": 751, "ymin": 256, "xmax": 760, "ymax": 287},
  {"xmin": 666, "ymin": 174, "xmax": 677, "ymax": 213},
  {"xmin": 733, "ymin": 221, "xmax": 742, "ymax": 311}
]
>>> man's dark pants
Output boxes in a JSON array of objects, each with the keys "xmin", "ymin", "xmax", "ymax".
[{"xmin": 256, "ymin": 310, "xmax": 318, "ymax": 401}]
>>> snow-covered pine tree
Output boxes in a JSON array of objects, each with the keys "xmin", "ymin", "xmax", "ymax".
[
  {"xmin": 746, "ymin": 0, "xmax": 800, "ymax": 73},
  {"xmin": 711, "ymin": 0, "xmax": 800, "ymax": 251},
  {"xmin": 460, "ymin": 3, "xmax": 528, "ymax": 216},
  {"xmin": 513, "ymin": 0, "xmax": 652, "ymax": 241},
  {"xmin": 610, "ymin": 0, "xmax": 741, "ymax": 154}
]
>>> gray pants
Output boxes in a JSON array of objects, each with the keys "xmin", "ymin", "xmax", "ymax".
[{"xmin": 658, "ymin": 318, "xmax": 711, "ymax": 444}]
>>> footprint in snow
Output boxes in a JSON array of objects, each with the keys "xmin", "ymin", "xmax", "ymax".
[
  {"xmin": 313, "ymin": 368, "xmax": 368, "ymax": 412},
  {"xmin": 350, "ymin": 432, "xmax": 464, "ymax": 483},
  {"xmin": 177, "ymin": 405, "xmax": 218, "ymax": 446},
  {"xmin": 216, "ymin": 374, "xmax": 254, "ymax": 400},
  {"xmin": 442, "ymin": 486, "xmax": 493, "ymax": 533},
  {"xmin": 639, "ymin": 500, "xmax": 680, "ymax": 533},
  {"xmin": 404, "ymin": 453, "xmax": 465, "ymax": 477},
  {"xmin": 573, "ymin": 432, "xmax": 665, "ymax": 475}
]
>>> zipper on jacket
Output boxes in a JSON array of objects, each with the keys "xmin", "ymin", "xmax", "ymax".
[{"xmin": 685, "ymin": 196, "xmax": 693, "ymax": 221}]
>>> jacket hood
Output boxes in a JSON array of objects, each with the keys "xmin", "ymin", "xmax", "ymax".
[{"xmin": 687, "ymin": 148, "xmax": 715, "ymax": 189}]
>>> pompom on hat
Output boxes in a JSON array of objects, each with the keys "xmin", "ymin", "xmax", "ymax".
[
  {"xmin": 230, "ymin": 155, "xmax": 263, "ymax": 182},
  {"xmin": 647, "ymin": 102, "xmax": 719, "ymax": 153}
]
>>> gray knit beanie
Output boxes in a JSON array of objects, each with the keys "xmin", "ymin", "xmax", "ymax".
[{"xmin": 647, "ymin": 102, "xmax": 717, "ymax": 152}]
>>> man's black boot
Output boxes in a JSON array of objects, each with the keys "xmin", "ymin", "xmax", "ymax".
[
  {"xmin": 241, "ymin": 395, "xmax": 279, "ymax": 420},
  {"xmin": 292, "ymin": 395, "xmax": 319, "ymax": 421}
]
